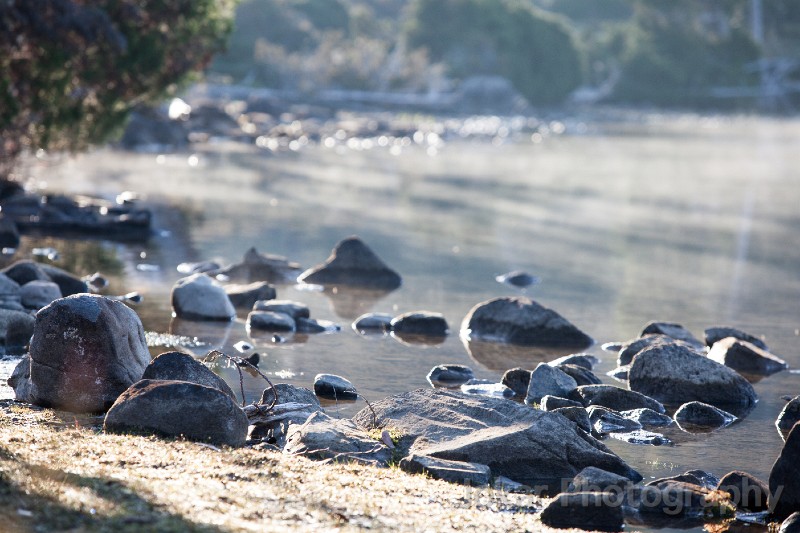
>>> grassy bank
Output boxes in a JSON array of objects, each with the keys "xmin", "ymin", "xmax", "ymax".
[{"xmin": 0, "ymin": 400, "xmax": 565, "ymax": 532}]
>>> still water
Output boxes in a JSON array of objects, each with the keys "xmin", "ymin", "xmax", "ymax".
[{"xmin": 5, "ymin": 112, "xmax": 800, "ymax": 511}]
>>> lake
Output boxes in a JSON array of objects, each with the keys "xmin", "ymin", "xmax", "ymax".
[{"xmin": 3, "ymin": 110, "xmax": 799, "ymax": 526}]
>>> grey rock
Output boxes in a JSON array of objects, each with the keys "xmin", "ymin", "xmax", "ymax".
[
  {"xmin": 295, "ymin": 317, "xmax": 339, "ymax": 334},
  {"xmin": 640, "ymin": 321, "xmax": 704, "ymax": 350},
  {"xmin": 224, "ymin": 281, "xmax": 276, "ymax": 309},
  {"xmin": 552, "ymin": 406, "xmax": 591, "ymax": 433},
  {"xmin": 674, "ymin": 401, "xmax": 736, "ymax": 429},
  {"xmin": 0, "ymin": 273, "xmax": 21, "ymax": 299},
  {"xmin": 646, "ymin": 472, "xmax": 704, "ymax": 487},
  {"xmin": 540, "ymin": 492, "xmax": 624, "ymax": 532},
  {"xmin": 20, "ymin": 280, "xmax": 62, "ymax": 310},
  {"xmin": 500, "ymin": 367, "xmax": 531, "ymax": 397},
  {"xmin": 684, "ymin": 469, "xmax": 721, "ymax": 490},
  {"xmin": 781, "ymin": 512, "xmax": 800, "ymax": 533},
  {"xmin": 0, "ymin": 308, "xmax": 35, "ymax": 348},
  {"xmin": 770, "ymin": 422, "xmax": 800, "ymax": 520},
  {"xmin": 628, "ymin": 342, "xmax": 757, "ymax": 409},
  {"xmin": 427, "ymin": 364, "xmax": 474, "ymax": 386},
  {"xmin": 351, "ymin": 313, "xmax": 392, "ymax": 334},
  {"xmin": 568, "ymin": 384, "xmax": 665, "ymax": 414},
  {"xmin": 461, "ymin": 296, "xmax": 593, "ymax": 348},
  {"xmin": 607, "ymin": 365, "xmax": 629, "ymax": 381},
  {"xmin": 252, "ymin": 299, "xmax": 309, "ymax": 319},
  {"xmin": 390, "ymin": 311, "xmax": 448, "ymax": 337},
  {"xmin": 38, "ymin": 263, "xmax": 89, "ymax": 296},
  {"xmin": 399, "ymin": 454, "xmax": 491, "ymax": 486},
  {"xmin": 568, "ymin": 466, "xmax": 633, "ymax": 493},
  {"xmin": 525, "ymin": 363, "xmax": 577, "ymax": 405},
  {"xmin": 557, "ymin": 364, "xmax": 602, "ymax": 386},
  {"xmin": 716, "ymin": 470, "xmax": 769, "ymax": 512},
  {"xmin": 246, "ymin": 311, "xmax": 296, "ymax": 332},
  {"xmin": 608, "ymin": 429, "xmax": 670, "ymax": 446},
  {"xmin": 15, "ymin": 294, "xmax": 150, "ymax": 412},
  {"xmin": 351, "ymin": 388, "xmax": 641, "ymax": 491},
  {"xmin": 177, "ymin": 260, "xmax": 221, "ymax": 275},
  {"xmin": 209, "ymin": 247, "xmax": 302, "ymax": 284},
  {"xmin": 297, "ymin": 236, "xmax": 401, "ymax": 290},
  {"xmin": 706, "ymin": 337, "xmax": 787, "ymax": 375},
  {"xmin": 620, "ymin": 408, "xmax": 674, "ymax": 427},
  {"xmin": 284, "ymin": 411, "xmax": 391, "ymax": 466},
  {"xmin": 495, "ymin": 270, "xmax": 539, "ymax": 289},
  {"xmin": 705, "ymin": 326, "xmax": 768, "ymax": 351},
  {"xmin": 2, "ymin": 260, "xmax": 88, "ymax": 296},
  {"xmin": 313, "ymin": 373, "xmax": 357, "ymax": 400},
  {"xmin": 459, "ymin": 379, "xmax": 514, "ymax": 399},
  {"xmin": 104, "ymin": 379, "xmax": 248, "ymax": 447},
  {"xmin": 777, "ymin": 397, "xmax": 800, "ymax": 438},
  {"xmin": 493, "ymin": 476, "xmax": 528, "ymax": 492},
  {"xmin": 254, "ymin": 384, "xmax": 323, "ymax": 446},
  {"xmin": 7, "ymin": 355, "xmax": 32, "ymax": 401},
  {"xmin": 636, "ymin": 480, "xmax": 732, "ymax": 517},
  {"xmin": 171, "ymin": 273, "xmax": 235, "ymax": 321},
  {"xmin": 1, "ymin": 260, "xmax": 49, "ymax": 286},
  {"xmin": 617, "ymin": 334, "xmax": 694, "ymax": 366},
  {"xmin": 0, "ymin": 214, "xmax": 20, "ymax": 248},
  {"xmin": 142, "ymin": 351, "xmax": 235, "ymax": 399},
  {"xmin": 587, "ymin": 406, "xmax": 642, "ymax": 434},
  {"xmin": 260, "ymin": 383, "xmax": 321, "ymax": 409},
  {"xmin": 548, "ymin": 353, "xmax": 599, "ymax": 370},
  {"xmin": 540, "ymin": 395, "xmax": 583, "ymax": 411}
]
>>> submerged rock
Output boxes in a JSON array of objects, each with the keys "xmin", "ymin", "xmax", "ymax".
[
  {"xmin": 298, "ymin": 236, "xmax": 401, "ymax": 290},
  {"xmin": 209, "ymin": 247, "xmax": 302, "ymax": 284},
  {"xmin": 460, "ymin": 296, "xmax": 593, "ymax": 348},
  {"xmin": 171, "ymin": 273, "xmax": 235, "ymax": 321},
  {"xmin": 142, "ymin": 351, "xmax": 235, "ymax": 399},
  {"xmin": 252, "ymin": 299, "xmax": 309, "ymax": 319},
  {"xmin": 351, "ymin": 312, "xmax": 393, "ymax": 334},
  {"xmin": 548, "ymin": 353, "xmax": 599, "ymax": 370},
  {"xmin": 427, "ymin": 364, "xmax": 474, "ymax": 386},
  {"xmin": 706, "ymin": 337, "xmax": 787, "ymax": 376},
  {"xmin": 705, "ymin": 326, "xmax": 768, "ymax": 351},
  {"xmin": 674, "ymin": 401, "xmax": 736, "ymax": 430},
  {"xmin": 390, "ymin": 311, "xmax": 448, "ymax": 337},
  {"xmin": 540, "ymin": 492, "xmax": 624, "ymax": 532},
  {"xmin": 495, "ymin": 270, "xmax": 539, "ymax": 289},
  {"xmin": 224, "ymin": 281, "xmax": 276, "ymax": 309},
  {"xmin": 246, "ymin": 311, "xmax": 296, "ymax": 332},
  {"xmin": 459, "ymin": 379, "xmax": 514, "ymax": 399},
  {"xmin": 295, "ymin": 317, "xmax": 339, "ymax": 334},
  {"xmin": 313, "ymin": 373, "xmax": 357, "ymax": 400}
]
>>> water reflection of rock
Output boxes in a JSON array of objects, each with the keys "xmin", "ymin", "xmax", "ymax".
[
  {"xmin": 461, "ymin": 337, "xmax": 576, "ymax": 372},
  {"xmin": 320, "ymin": 286, "xmax": 394, "ymax": 320},
  {"xmin": 169, "ymin": 317, "xmax": 233, "ymax": 355}
]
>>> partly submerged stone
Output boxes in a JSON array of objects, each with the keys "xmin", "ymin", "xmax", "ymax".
[
  {"xmin": 459, "ymin": 379, "xmax": 514, "ymax": 399},
  {"xmin": 224, "ymin": 281, "xmax": 276, "ymax": 309},
  {"xmin": 427, "ymin": 364, "xmax": 474, "ymax": 386},
  {"xmin": 639, "ymin": 321, "xmax": 705, "ymax": 350},
  {"xmin": 587, "ymin": 406, "xmax": 642, "ymax": 435},
  {"xmin": 298, "ymin": 236, "xmax": 401, "ymax": 290},
  {"xmin": 540, "ymin": 492, "xmax": 624, "ymax": 532},
  {"xmin": 351, "ymin": 313, "xmax": 393, "ymax": 334},
  {"xmin": 620, "ymin": 408, "xmax": 674, "ymax": 427},
  {"xmin": 716, "ymin": 470, "xmax": 769, "ymax": 512},
  {"xmin": 313, "ymin": 373, "xmax": 357, "ymax": 401},
  {"xmin": 705, "ymin": 326, "xmax": 768, "ymax": 351},
  {"xmin": 706, "ymin": 337, "xmax": 787, "ymax": 376},
  {"xmin": 558, "ymin": 364, "xmax": 602, "ymax": 386},
  {"xmin": 246, "ymin": 311, "xmax": 296, "ymax": 332},
  {"xmin": 568, "ymin": 466, "xmax": 634, "ymax": 493},
  {"xmin": 568, "ymin": 384, "xmax": 665, "ymax": 414},
  {"xmin": 252, "ymin": 299, "xmax": 310, "ymax": 319},
  {"xmin": 171, "ymin": 273, "xmax": 235, "ymax": 321},
  {"xmin": 208, "ymin": 247, "xmax": 303, "ymax": 284},
  {"xmin": 674, "ymin": 401, "xmax": 736, "ymax": 430},
  {"xmin": 390, "ymin": 311, "xmax": 448, "ymax": 337},
  {"xmin": 548, "ymin": 353, "xmax": 599, "ymax": 370},
  {"xmin": 460, "ymin": 296, "xmax": 593, "ymax": 348},
  {"xmin": 525, "ymin": 363, "xmax": 577, "ymax": 405}
]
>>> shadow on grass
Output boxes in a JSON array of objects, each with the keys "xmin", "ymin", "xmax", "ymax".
[{"xmin": 0, "ymin": 445, "xmax": 224, "ymax": 532}]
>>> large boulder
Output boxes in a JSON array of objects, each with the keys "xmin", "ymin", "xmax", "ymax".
[
  {"xmin": 352, "ymin": 388, "xmax": 641, "ymax": 491},
  {"xmin": 297, "ymin": 236, "xmax": 401, "ymax": 290},
  {"xmin": 460, "ymin": 297, "xmax": 593, "ymax": 348},
  {"xmin": 142, "ymin": 351, "xmax": 236, "ymax": 399},
  {"xmin": 628, "ymin": 342, "xmax": 757, "ymax": 409},
  {"xmin": 104, "ymin": 379, "xmax": 248, "ymax": 447},
  {"xmin": 706, "ymin": 337, "xmax": 787, "ymax": 376},
  {"xmin": 770, "ymin": 422, "xmax": 800, "ymax": 520},
  {"xmin": 10, "ymin": 294, "xmax": 150, "ymax": 412},
  {"xmin": 171, "ymin": 273, "xmax": 235, "ymax": 321}
]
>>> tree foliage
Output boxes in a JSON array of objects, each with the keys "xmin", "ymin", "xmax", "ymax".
[{"xmin": 0, "ymin": 0, "xmax": 235, "ymax": 177}]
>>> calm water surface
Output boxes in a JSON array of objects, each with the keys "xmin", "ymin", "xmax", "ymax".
[{"xmin": 5, "ymin": 113, "xmax": 800, "ymax": 520}]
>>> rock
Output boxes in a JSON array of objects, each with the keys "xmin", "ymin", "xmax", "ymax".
[
  {"xmin": 587, "ymin": 406, "xmax": 642, "ymax": 434},
  {"xmin": 628, "ymin": 342, "xmax": 757, "ymax": 409},
  {"xmin": 20, "ymin": 280, "xmax": 62, "ymax": 310},
  {"xmin": 568, "ymin": 385, "xmax": 665, "ymax": 414},
  {"xmin": 253, "ymin": 384, "xmax": 323, "ymax": 445},
  {"xmin": 0, "ymin": 273, "xmax": 21, "ymax": 307},
  {"xmin": 553, "ymin": 406, "xmax": 591, "ymax": 433},
  {"xmin": 607, "ymin": 365, "xmax": 629, "ymax": 381},
  {"xmin": 427, "ymin": 364, "xmax": 474, "ymax": 386},
  {"xmin": 177, "ymin": 260, "xmax": 221, "ymax": 275},
  {"xmin": 620, "ymin": 408, "xmax": 674, "ymax": 427},
  {"xmin": 104, "ymin": 379, "xmax": 248, "ymax": 447},
  {"xmin": 224, "ymin": 281, "xmax": 276, "ymax": 309},
  {"xmin": 636, "ymin": 480, "xmax": 733, "ymax": 517},
  {"xmin": 252, "ymin": 299, "xmax": 309, "ymax": 319},
  {"xmin": 0, "ymin": 214, "xmax": 20, "ymax": 248},
  {"xmin": 646, "ymin": 472, "xmax": 704, "ymax": 487},
  {"xmin": 716, "ymin": 471, "xmax": 769, "ymax": 512},
  {"xmin": 209, "ymin": 247, "xmax": 302, "ymax": 284},
  {"xmin": 313, "ymin": 374, "xmax": 357, "ymax": 400},
  {"xmin": 351, "ymin": 313, "xmax": 392, "ymax": 334},
  {"xmin": 525, "ymin": 363, "xmax": 578, "ymax": 405},
  {"xmin": 608, "ymin": 429, "xmax": 670, "ymax": 446},
  {"xmin": 639, "ymin": 321, "xmax": 704, "ymax": 350},
  {"xmin": 284, "ymin": 411, "xmax": 392, "ymax": 466},
  {"xmin": 684, "ymin": 470, "xmax": 721, "ymax": 490},
  {"xmin": 246, "ymin": 311, "xmax": 296, "ymax": 332},
  {"xmin": 769, "ymin": 422, "xmax": 800, "ymax": 519},
  {"xmin": 351, "ymin": 388, "xmax": 641, "ymax": 491},
  {"xmin": 0, "ymin": 308, "xmax": 35, "ymax": 348},
  {"xmin": 548, "ymin": 353, "xmax": 599, "ymax": 370},
  {"xmin": 171, "ymin": 274, "xmax": 235, "ymax": 321},
  {"xmin": 777, "ymin": 397, "xmax": 800, "ymax": 438},
  {"xmin": 568, "ymin": 466, "xmax": 633, "ymax": 493},
  {"xmin": 540, "ymin": 395, "xmax": 583, "ymax": 411},
  {"xmin": 705, "ymin": 326, "xmax": 768, "ymax": 351},
  {"xmin": 557, "ymin": 364, "xmax": 602, "ymax": 386},
  {"xmin": 540, "ymin": 492, "xmax": 624, "ymax": 532},
  {"xmin": 459, "ymin": 379, "xmax": 514, "ymax": 399},
  {"xmin": 1, "ymin": 260, "xmax": 50, "ymax": 287},
  {"xmin": 13, "ymin": 294, "xmax": 150, "ymax": 412},
  {"xmin": 706, "ymin": 337, "xmax": 787, "ymax": 375},
  {"xmin": 297, "ymin": 236, "xmax": 401, "ymax": 290},
  {"xmin": 295, "ymin": 317, "xmax": 339, "ymax": 334},
  {"xmin": 260, "ymin": 383, "xmax": 320, "ymax": 408},
  {"xmin": 390, "ymin": 311, "xmax": 448, "ymax": 337},
  {"xmin": 493, "ymin": 476, "xmax": 528, "ymax": 492},
  {"xmin": 617, "ymin": 334, "xmax": 694, "ymax": 366},
  {"xmin": 399, "ymin": 454, "xmax": 491, "ymax": 486},
  {"xmin": 38, "ymin": 263, "xmax": 89, "ymax": 296},
  {"xmin": 500, "ymin": 367, "xmax": 531, "ymax": 397},
  {"xmin": 1, "ymin": 261, "xmax": 88, "ymax": 297},
  {"xmin": 7, "ymin": 355, "xmax": 32, "ymax": 401},
  {"xmin": 781, "ymin": 512, "xmax": 800, "ymax": 533},
  {"xmin": 674, "ymin": 401, "xmax": 736, "ymax": 429},
  {"xmin": 495, "ymin": 270, "xmax": 539, "ymax": 289},
  {"xmin": 461, "ymin": 297, "xmax": 593, "ymax": 348},
  {"xmin": 141, "ymin": 351, "xmax": 235, "ymax": 399}
]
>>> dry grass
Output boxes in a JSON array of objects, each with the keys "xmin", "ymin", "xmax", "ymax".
[{"xmin": 0, "ymin": 400, "xmax": 570, "ymax": 533}]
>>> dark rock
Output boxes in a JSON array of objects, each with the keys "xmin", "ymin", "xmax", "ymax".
[
  {"xmin": 254, "ymin": 383, "xmax": 322, "ymax": 445},
  {"xmin": 674, "ymin": 401, "xmax": 736, "ymax": 429},
  {"xmin": 639, "ymin": 321, "xmax": 704, "ymax": 349},
  {"xmin": 12, "ymin": 294, "xmax": 150, "ymax": 412},
  {"xmin": 295, "ymin": 317, "xmax": 339, "ymax": 334},
  {"xmin": 260, "ymin": 383, "xmax": 321, "ymax": 409},
  {"xmin": 620, "ymin": 408, "xmax": 674, "ymax": 427},
  {"xmin": 0, "ymin": 214, "xmax": 20, "ymax": 248},
  {"xmin": 461, "ymin": 297, "xmax": 593, "ymax": 348},
  {"xmin": 209, "ymin": 247, "xmax": 302, "ymax": 284},
  {"xmin": 284, "ymin": 411, "xmax": 392, "ymax": 466},
  {"xmin": 568, "ymin": 466, "xmax": 633, "ymax": 493},
  {"xmin": 2, "ymin": 260, "xmax": 49, "ymax": 286},
  {"xmin": 297, "ymin": 236, "xmax": 401, "ymax": 290},
  {"xmin": 716, "ymin": 471, "xmax": 769, "ymax": 512},
  {"xmin": 540, "ymin": 492, "xmax": 624, "ymax": 532},
  {"xmin": 781, "ymin": 512, "xmax": 800, "ymax": 533},
  {"xmin": 684, "ymin": 469, "xmax": 721, "ymax": 490},
  {"xmin": 628, "ymin": 342, "xmax": 757, "ymax": 409},
  {"xmin": 399, "ymin": 454, "xmax": 491, "ymax": 486},
  {"xmin": 525, "ymin": 363, "xmax": 577, "ymax": 405},
  {"xmin": 769, "ymin": 422, "xmax": 800, "ymax": 519},
  {"xmin": 0, "ymin": 308, "xmax": 34, "ymax": 347},
  {"xmin": 313, "ymin": 373, "xmax": 357, "ymax": 400},
  {"xmin": 706, "ymin": 337, "xmax": 787, "ymax": 376},
  {"xmin": 568, "ymin": 384, "xmax": 665, "ymax": 414},
  {"xmin": 390, "ymin": 311, "xmax": 448, "ymax": 337},
  {"xmin": 20, "ymin": 280, "xmax": 61, "ymax": 310},
  {"xmin": 177, "ymin": 260, "xmax": 221, "ymax": 275},
  {"xmin": 636, "ymin": 480, "xmax": 733, "ymax": 517},
  {"xmin": 617, "ymin": 334, "xmax": 693, "ymax": 366},
  {"xmin": 540, "ymin": 395, "xmax": 583, "ymax": 411},
  {"xmin": 777, "ymin": 397, "xmax": 800, "ymax": 439},
  {"xmin": 705, "ymin": 326, "xmax": 768, "ymax": 351},
  {"xmin": 607, "ymin": 365, "xmax": 629, "ymax": 381},
  {"xmin": 0, "ymin": 273, "xmax": 21, "ymax": 307},
  {"xmin": 427, "ymin": 364, "xmax": 474, "ymax": 386},
  {"xmin": 142, "ymin": 351, "xmax": 235, "ymax": 399},
  {"xmin": 171, "ymin": 274, "xmax": 235, "ymax": 321},
  {"xmin": 587, "ymin": 406, "xmax": 642, "ymax": 434},
  {"xmin": 352, "ymin": 388, "xmax": 641, "ymax": 491},
  {"xmin": 558, "ymin": 364, "xmax": 602, "ymax": 386},
  {"xmin": 246, "ymin": 311, "xmax": 296, "ymax": 332},
  {"xmin": 459, "ymin": 379, "xmax": 514, "ymax": 399},
  {"xmin": 252, "ymin": 299, "xmax": 309, "ymax": 319},
  {"xmin": 495, "ymin": 270, "xmax": 539, "ymax": 289},
  {"xmin": 548, "ymin": 353, "xmax": 599, "ymax": 370},
  {"xmin": 646, "ymin": 472, "xmax": 704, "ymax": 487},
  {"xmin": 553, "ymin": 406, "xmax": 591, "ymax": 433},
  {"xmin": 104, "ymin": 379, "xmax": 248, "ymax": 447},
  {"xmin": 38, "ymin": 263, "xmax": 89, "ymax": 296},
  {"xmin": 351, "ymin": 312, "xmax": 392, "ymax": 334},
  {"xmin": 500, "ymin": 367, "xmax": 531, "ymax": 397},
  {"xmin": 224, "ymin": 281, "xmax": 276, "ymax": 309}
]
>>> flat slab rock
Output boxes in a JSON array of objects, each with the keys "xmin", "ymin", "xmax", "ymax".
[{"xmin": 351, "ymin": 388, "xmax": 640, "ymax": 491}]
